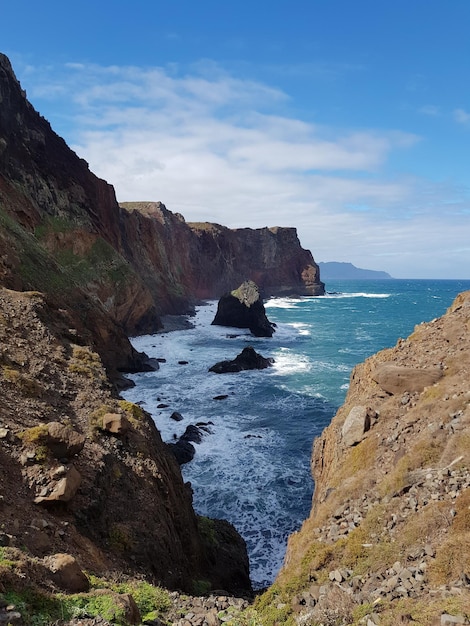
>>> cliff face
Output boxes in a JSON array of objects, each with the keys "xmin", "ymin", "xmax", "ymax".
[
  {"xmin": 119, "ymin": 203, "xmax": 324, "ymax": 309},
  {"xmin": 0, "ymin": 53, "xmax": 323, "ymax": 344},
  {"xmin": 264, "ymin": 291, "xmax": 470, "ymax": 625},
  {"xmin": 0, "ymin": 53, "xmax": 256, "ymax": 602},
  {"xmin": 0, "ymin": 50, "xmax": 323, "ymax": 367}
]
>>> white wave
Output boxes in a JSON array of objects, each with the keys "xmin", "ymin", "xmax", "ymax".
[
  {"xmin": 287, "ymin": 322, "xmax": 311, "ymax": 336},
  {"xmin": 265, "ymin": 297, "xmax": 302, "ymax": 309},
  {"xmin": 324, "ymin": 292, "xmax": 391, "ymax": 299},
  {"xmin": 270, "ymin": 348, "xmax": 311, "ymax": 374}
]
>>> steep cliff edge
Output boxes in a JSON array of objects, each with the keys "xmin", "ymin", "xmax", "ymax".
[
  {"xmin": 256, "ymin": 291, "xmax": 470, "ymax": 625},
  {"xmin": 0, "ymin": 288, "xmax": 251, "ymax": 601},
  {"xmin": 119, "ymin": 203, "xmax": 324, "ymax": 308},
  {"xmin": 0, "ymin": 48, "xmax": 322, "ymax": 383}
]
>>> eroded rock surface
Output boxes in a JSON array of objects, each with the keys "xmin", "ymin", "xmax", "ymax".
[{"xmin": 212, "ymin": 281, "xmax": 275, "ymax": 337}]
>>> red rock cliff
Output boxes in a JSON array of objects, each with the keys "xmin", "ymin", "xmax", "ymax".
[{"xmin": 0, "ymin": 53, "xmax": 323, "ymax": 342}]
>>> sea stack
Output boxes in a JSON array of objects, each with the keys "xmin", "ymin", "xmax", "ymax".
[{"xmin": 212, "ymin": 281, "xmax": 275, "ymax": 337}]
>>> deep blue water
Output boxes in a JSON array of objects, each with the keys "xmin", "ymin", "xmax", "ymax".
[{"xmin": 124, "ymin": 279, "xmax": 470, "ymax": 588}]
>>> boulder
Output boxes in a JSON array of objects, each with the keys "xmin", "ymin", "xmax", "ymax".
[
  {"xmin": 34, "ymin": 465, "xmax": 82, "ymax": 504},
  {"xmin": 44, "ymin": 553, "xmax": 90, "ymax": 592},
  {"xmin": 102, "ymin": 413, "xmax": 131, "ymax": 435},
  {"xmin": 341, "ymin": 406, "xmax": 371, "ymax": 447},
  {"xmin": 209, "ymin": 346, "xmax": 274, "ymax": 374},
  {"xmin": 167, "ymin": 439, "xmax": 195, "ymax": 465},
  {"xmin": 372, "ymin": 364, "xmax": 442, "ymax": 395},
  {"xmin": 45, "ymin": 422, "xmax": 85, "ymax": 458},
  {"xmin": 212, "ymin": 281, "xmax": 275, "ymax": 337}
]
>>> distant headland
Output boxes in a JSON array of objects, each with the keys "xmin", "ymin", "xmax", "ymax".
[{"xmin": 319, "ymin": 261, "xmax": 393, "ymax": 280}]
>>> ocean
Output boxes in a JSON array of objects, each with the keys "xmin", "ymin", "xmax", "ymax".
[{"xmin": 123, "ymin": 279, "xmax": 470, "ymax": 589}]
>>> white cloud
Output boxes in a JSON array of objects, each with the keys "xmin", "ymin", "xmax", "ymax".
[
  {"xmin": 454, "ymin": 108, "xmax": 470, "ymax": 126},
  {"xmin": 22, "ymin": 61, "xmax": 470, "ymax": 278},
  {"xmin": 419, "ymin": 105, "xmax": 440, "ymax": 116}
]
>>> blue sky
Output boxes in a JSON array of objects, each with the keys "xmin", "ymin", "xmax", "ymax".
[{"xmin": 2, "ymin": 1, "xmax": 470, "ymax": 278}]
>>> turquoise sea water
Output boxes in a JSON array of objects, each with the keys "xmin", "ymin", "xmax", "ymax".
[{"xmin": 124, "ymin": 279, "xmax": 470, "ymax": 588}]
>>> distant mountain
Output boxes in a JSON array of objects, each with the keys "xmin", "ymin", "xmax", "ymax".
[{"xmin": 319, "ymin": 261, "xmax": 393, "ymax": 280}]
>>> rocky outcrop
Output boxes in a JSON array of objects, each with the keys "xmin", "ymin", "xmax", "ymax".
[
  {"xmin": 274, "ymin": 291, "xmax": 470, "ymax": 625},
  {"xmin": 0, "ymin": 288, "xmax": 251, "ymax": 596},
  {"xmin": 211, "ymin": 280, "xmax": 275, "ymax": 337},
  {"xmin": 209, "ymin": 346, "xmax": 274, "ymax": 374}
]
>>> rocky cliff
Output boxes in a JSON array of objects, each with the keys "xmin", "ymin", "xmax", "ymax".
[
  {"xmin": 252, "ymin": 291, "xmax": 470, "ymax": 625},
  {"xmin": 0, "ymin": 51, "xmax": 260, "ymax": 619},
  {"xmin": 0, "ymin": 52, "xmax": 323, "ymax": 349},
  {"xmin": 0, "ymin": 287, "xmax": 251, "ymax": 603}
]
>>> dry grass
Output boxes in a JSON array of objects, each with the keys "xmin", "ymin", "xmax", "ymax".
[{"xmin": 69, "ymin": 345, "xmax": 106, "ymax": 381}]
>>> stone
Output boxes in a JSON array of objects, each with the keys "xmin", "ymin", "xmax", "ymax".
[
  {"xmin": 44, "ymin": 553, "xmax": 90, "ymax": 592},
  {"xmin": 441, "ymin": 615, "xmax": 466, "ymax": 625},
  {"xmin": 209, "ymin": 346, "xmax": 274, "ymax": 374},
  {"xmin": 170, "ymin": 411, "xmax": 184, "ymax": 421},
  {"xmin": 102, "ymin": 413, "xmax": 130, "ymax": 435},
  {"xmin": 45, "ymin": 421, "xmax": 85, "ymax": 458},
  {"xmin": 341, "ymin": 405, "xmax": 371, "ymax": 446},
  {"xmin": 34, "ymin": 465, "xmax": 82, "ymax": 503},
  {"xmin": 372, "ymin": 364, "xmax": 442, "ymax": 395},
  {"xmin": 0, "ymin": 609, "xmax": 22, "ymax": 625},
  {"xmin": 212, "ymin": 281, "xmax": 275, "ymax": 337}
]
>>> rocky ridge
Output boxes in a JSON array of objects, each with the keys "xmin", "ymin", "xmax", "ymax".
[{"xmin": 266, "ymin": 290, "xmax": 470, "ymax": 625}]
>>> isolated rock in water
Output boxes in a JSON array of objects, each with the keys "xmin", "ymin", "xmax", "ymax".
[
  {"xmin": 372, "ymin": 364, "xmax": 442, "ymax": 395},
  {"xmin": 167, "ymin": 424, "xmax": 205, "ymax": 465},
  {"xmin": 212, "ymin": 280, "xmax": 275, "ymax": 337},
  {"xmin": 209, "ymin": 346, "xmax": 274, "ymax": 374}
]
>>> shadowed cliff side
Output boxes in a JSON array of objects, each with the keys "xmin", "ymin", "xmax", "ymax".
[
  {"xmin": 118, "ymin": 203, "xmax": 325, "ymax": 309},
  {"xmin": 0, "ymin": 52, "xmax": 253, "ymax": 610}
]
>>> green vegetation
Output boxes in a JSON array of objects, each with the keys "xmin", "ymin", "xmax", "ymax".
[
  {"xmin": 118, "ymin": 399, "xmax": 145, "ymax": 424},
  {"xmin": 88, "ymin": 404, "xmax": 115, "ymax": 436},
  {"xmin": 0, "ymin": 575, "xmax": 172, "ymax": 626},
  {"xmin": 68, "ymin": 345, "xmax": 105, "ymax": 381},
  {"xmin": 197, "ymin": 515, "xmax": 218, "ymax": 548},
  {"xmin": 252, "ymin": 584, "xmax": 295, "ymax": 626},
  {"xmin": 34, "ymin": 215, "xmax": 77, "ymax": 238},
  {"xmin": 3, "ymin": 588, "xmax": 67, "ymax": 626},
  {"xmin": 0, "ymin": 546, "xmax": 18, "ymax": 569},
  {"xmin": 17, "ymin": 423, "xmax": 49, "ymax": 445},
  {"xmin": 1, "ymin": 365, "xmax": 43, "ymax": 397}
]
